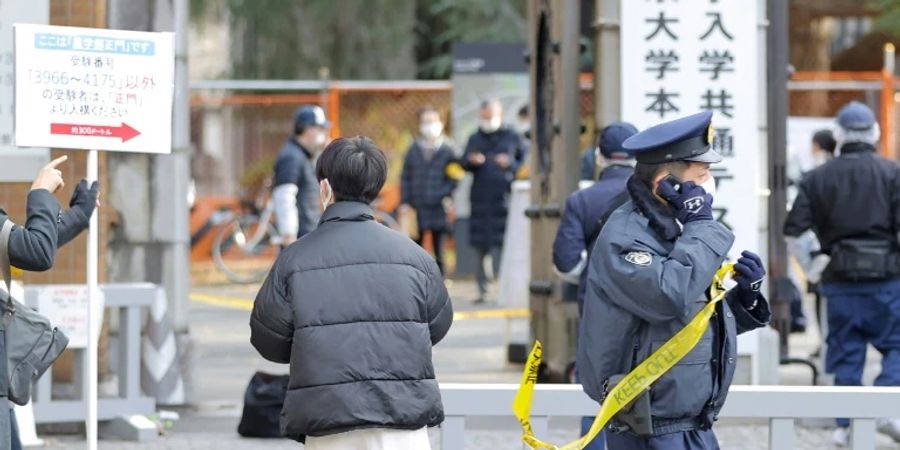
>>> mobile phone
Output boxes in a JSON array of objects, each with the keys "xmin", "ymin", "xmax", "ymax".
[{"xmin": 660, "ymin": 175, "xmax": 682, "ymax": 193}]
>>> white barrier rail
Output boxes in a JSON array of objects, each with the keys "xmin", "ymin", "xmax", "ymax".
[{"xmin": 440, "ymin": 383, "xmax": 900, "ymax": 450}]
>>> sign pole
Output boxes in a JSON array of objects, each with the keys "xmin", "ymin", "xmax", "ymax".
[{"xmin": 86, "ymin": 149, "xmax": 99, "ymax": 450}]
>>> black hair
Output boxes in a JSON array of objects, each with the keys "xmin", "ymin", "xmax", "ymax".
[
  {"xmin": 315, "ymin": 136, "xmax": 388, "ymax": 204},
  {"xmin": 812, "ymin": 129, "xmax": 837, "ymax": 155},
  {"xmin": 418, "ymin": 105, "xmax": 440, "ymax": 121},
  {"xmin": 518, "ymin": 104, "xmax": 529, "ymax": 118},
  {"xmin": 633, "ymin": 161, "xmax": 689, "ymax": 190}
]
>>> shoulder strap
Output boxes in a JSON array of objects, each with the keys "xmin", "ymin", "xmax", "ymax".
[
  {"xmin": 0, "ymin": 218, "xmax": 14, "ymax": 295},
  {"xmin": 587, "ymin": 191, "xmax": 631, "ymax": 248}
]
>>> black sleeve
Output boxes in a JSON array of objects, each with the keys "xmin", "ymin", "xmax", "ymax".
[
  {"xmin": 250, "ymin": 257, "xmax": 294, "ymax": 364},
  {"xmin": 401, "ymin": 146, "xmax": 414, "ymax": 205},
  {"xmin": 784, "ymin": 179, "xmax": 814, "ymax": 237},
  {"xmin": 56, "ymin": 207, "xmax": 90, "ymax": 248},
  {"xmin": 424, "ymin": 258, "xmax": 453, "ymax": 345},
  {"xmin": 725, "ymin": 290, "xmax": 772, "ymax": 335},
  {"xmin": 6, "ymin": 190, "xmax": 61, "ymax": 272},
  {"xmin": 460, "ymin": 135, "xmax": 478, "ymax": 171}
]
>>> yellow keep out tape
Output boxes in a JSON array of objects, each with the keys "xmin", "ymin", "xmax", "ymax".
[{"xmin": 512, "ymin": 264, "xmax": 735, "ymax": 450}]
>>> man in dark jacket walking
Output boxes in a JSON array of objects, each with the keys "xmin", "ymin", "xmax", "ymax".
[
  {"xmin": 251, "ymin": 137, "xmax": 453, "ymax": 449},
  {"xmin": 400, "ymin": 106, "xmax": 461, "ymax": 275},
  {"xmin": 462, "ymin": 99, "xmax": 528, "ymax": 303},
  {"xmin": 272, "ymin": 105, "xmax": 330, "ymax": 245},
  {"xmin": 785, "ymin": 101, "xmax": 900, "ymax": 445}
]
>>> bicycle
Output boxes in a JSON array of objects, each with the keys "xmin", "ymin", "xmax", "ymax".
[{"xmin": 212, "ymin": 184, "xmax": 401, "ymax": 284}]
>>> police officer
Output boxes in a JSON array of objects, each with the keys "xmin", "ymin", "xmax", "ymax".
[
  {"xmin": 0, "ymin": 155, "xmax": 99, "ymax": 450},
  {"xmin": 577, "ymin": 111, "xmax": 771, "ymax": 450},
  {"xmin": 784, "ymin": 101, "xmax": 900, "ymax": 445},
  {"xmin": 553, "ymin": 122, "xmax": 638, "ymax": 312},
  {"xmin": 273, "ymin": 105, "xmax": 330, "ymax": 245},
  {"xmin": 553, "ymin": 122, "xmax": 637, "ymax": 450}
]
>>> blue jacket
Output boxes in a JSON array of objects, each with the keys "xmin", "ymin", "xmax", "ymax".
[
  {"xmin": 273, "ymin": 138, "xmax": 320, "ymax": 238},
  {"xmin": 553, "ymin": 164, "xmax": 633, "ymax": 309},
  {"xmin": 461, "ymin": 126, "xmax": 528, "ymax": 248},
  {"xmin": 400, "ymin": 140, "xmax": 458, "ymax": 231},
  {"xmin": 578, "ymin": 176, "xmax": 770, "ymax": 435}
]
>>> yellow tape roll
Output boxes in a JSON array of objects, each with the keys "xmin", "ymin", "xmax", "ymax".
[{"xmin": 513, "ymin": 264, "xmax": 735, "ymax": 450}]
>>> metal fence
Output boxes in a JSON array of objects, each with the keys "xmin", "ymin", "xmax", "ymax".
[
  {"xmin": 439, "ymin": 383, "xmax": 900, "ymax": 450},
  {"xmin": 189, "ymin": 79, "xmax": 596, "ymax": 208}
]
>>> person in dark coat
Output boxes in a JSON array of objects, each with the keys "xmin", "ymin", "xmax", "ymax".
[
  {"xmin": 272, "ymin": 105, "xmax": 330, "ymax": 245},
  {"xmin": 553, "ymin": 122, "xmax": 638, "ymax": 450},
  {"xmin": 461, "ymin": 99, "xmax": 528, "ymax": 303},
  {"xmin": 0, "ymin": 155, "xmax": 99, "ymax": 450},
  {"xmin": 400, "ymin": 106, "xmax": 461, "ymax": 275},
  {"xmin": 251, "ymin": 137, "xmax": 452, "ymax": 449},
  {"xmin": 784, "ymin": 102, "xmax": 900, "ymax": 446}
]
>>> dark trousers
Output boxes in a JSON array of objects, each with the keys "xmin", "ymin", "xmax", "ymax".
[
  {"xmin": 822, "ymin": 280, "xmax": 900, "ymax": 427},
  {"xmin": 10, "ymin": 408, "xmax": 20, "ymax": 450},
  {"xmin": 475, "ymin": 245, "xmax": 502, "ymax": 297},
  {"xmin": 414, "ymin": 229, "xmax": 446, "ymax": 275},
  {"xmin": 606, "ymin": 429, "xmax": 719, "ymax": 450}
]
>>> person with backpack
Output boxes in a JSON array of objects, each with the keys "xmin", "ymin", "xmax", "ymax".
[{"xmin": 0, "ymin": 155, "xmax": 99, "ymax": 449}]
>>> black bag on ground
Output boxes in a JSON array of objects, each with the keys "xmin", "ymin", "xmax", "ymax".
[{"xmin": 238, "ymin": 371, "xmax": 289, "ymax": 438}]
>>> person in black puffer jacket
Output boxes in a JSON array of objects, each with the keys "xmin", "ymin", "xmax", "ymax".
[{"xmin": 250, "ymin": 136, "xmax": 453, "ymax": 450}]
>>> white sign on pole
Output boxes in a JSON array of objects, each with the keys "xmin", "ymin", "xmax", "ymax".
[
  {"xmin": 13, "ymin": 24, "xmax": 174, "ymax": 154},
  {"xmin": 0, "ymin": 1, "xmax": 50, "ymax": 181},
  {"xmin": 621, "ymin": 1, "xmax": 760, "ymax": 259},
  {"xmin": 36, "ymin": 285, "xmax": 105, "ymax": 349}
]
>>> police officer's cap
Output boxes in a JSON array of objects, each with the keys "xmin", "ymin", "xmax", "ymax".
[
  {"xmin": 621, "ymin": 111, "xmax": 722, "ymax": 164},
  {"xmin": 294, "ymin": 105, "xmax": 330, "ymax": 133},
  {"xmin": 598, "ymin": 122, "xmax": 639, "ymax": 159},
  {"xmin": 836, "ymin": 101, "xmax": 876, "ymax": 131}
]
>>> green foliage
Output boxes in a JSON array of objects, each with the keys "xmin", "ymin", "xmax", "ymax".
[
  {"xmin": 189, "ymin": 0, "xmax": 526, "ymax": 80},
  {"xmin": 873, "ymin": 0, "xmax": 900, "ymax": 36}
]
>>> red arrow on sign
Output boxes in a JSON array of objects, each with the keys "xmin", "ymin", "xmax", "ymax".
[{"xmin": 50, "ymin": 122, "xmax": 141, "ymax": 143}]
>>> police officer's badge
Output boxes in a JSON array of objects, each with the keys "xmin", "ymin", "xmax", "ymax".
[{"xmin": 624, "ymin": 251, "xmax": 652, "ymax": 266}]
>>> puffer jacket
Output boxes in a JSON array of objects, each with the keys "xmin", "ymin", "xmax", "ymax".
[{"xmin": 250, "ymin": 201, "xmax": 453, "ymax": 442}]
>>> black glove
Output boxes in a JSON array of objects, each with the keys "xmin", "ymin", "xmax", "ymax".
[
  {"xmin": 70, "ymin": 179, "xmax": 99, "ymax": 218},
  {"xmin": 656, "ymin": 177, "xmax": 713, "ymax": 224},
  {"xmin": 734, "ymin": 250, "xmax": 766, "ymax": 309},
  {"xmin": 57, "ymin": 180, "xmax": 99, "ymax": 247}
]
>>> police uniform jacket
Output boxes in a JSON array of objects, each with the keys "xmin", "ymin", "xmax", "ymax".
[{"xmin": 577, "ymin": 176, "xmax": 771, "ymax": 435}]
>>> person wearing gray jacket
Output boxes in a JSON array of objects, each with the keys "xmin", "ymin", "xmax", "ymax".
[
  {"xmin": 578, "ymin": 112, "xmax": 770, "ymax": 450},
  {"xmin": 251, "ymin": 136, "xmax": 453, "ymax": 449}
]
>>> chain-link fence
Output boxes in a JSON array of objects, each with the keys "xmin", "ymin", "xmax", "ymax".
[{"xmin": 190, "ymin": 81, "xmax": 597, "ymax": 208}]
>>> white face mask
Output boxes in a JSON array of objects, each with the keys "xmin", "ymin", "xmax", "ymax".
[
  {"xmin": 420, "ymin": 122, "xmax": 443, "ymax": 140},
  {"xmin": 320, "ymin": 179, "xmax": 333, "ymax": 211},
  {"xmin": 480, "ymin": 116, "xmax": 502, "ymax": 133},
  {"xmin": 313, "ymin": 131, "xmax": 327, "ymax": 148},
  {"xmin": 701, "ymin": 176, "xmax": 717, "ymax": 197}
]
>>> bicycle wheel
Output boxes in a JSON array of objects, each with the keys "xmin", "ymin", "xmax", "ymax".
[{"xmin": 212, "ymin": 214, "xmax": 280, "ymax": 284}]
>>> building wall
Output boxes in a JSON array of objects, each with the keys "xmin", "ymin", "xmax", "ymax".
[{"xmin": 2, "ymin": 0, "xmax": 110, "ymax": 286}]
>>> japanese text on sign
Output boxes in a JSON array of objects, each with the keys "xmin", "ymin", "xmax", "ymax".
[
  {"xmin": 15, "ymin": 24, "xmax": 174, "ymax": 153},
  {"xmin": 622, "ymin": 0, "xmax": 760, "ymax": 259}
]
